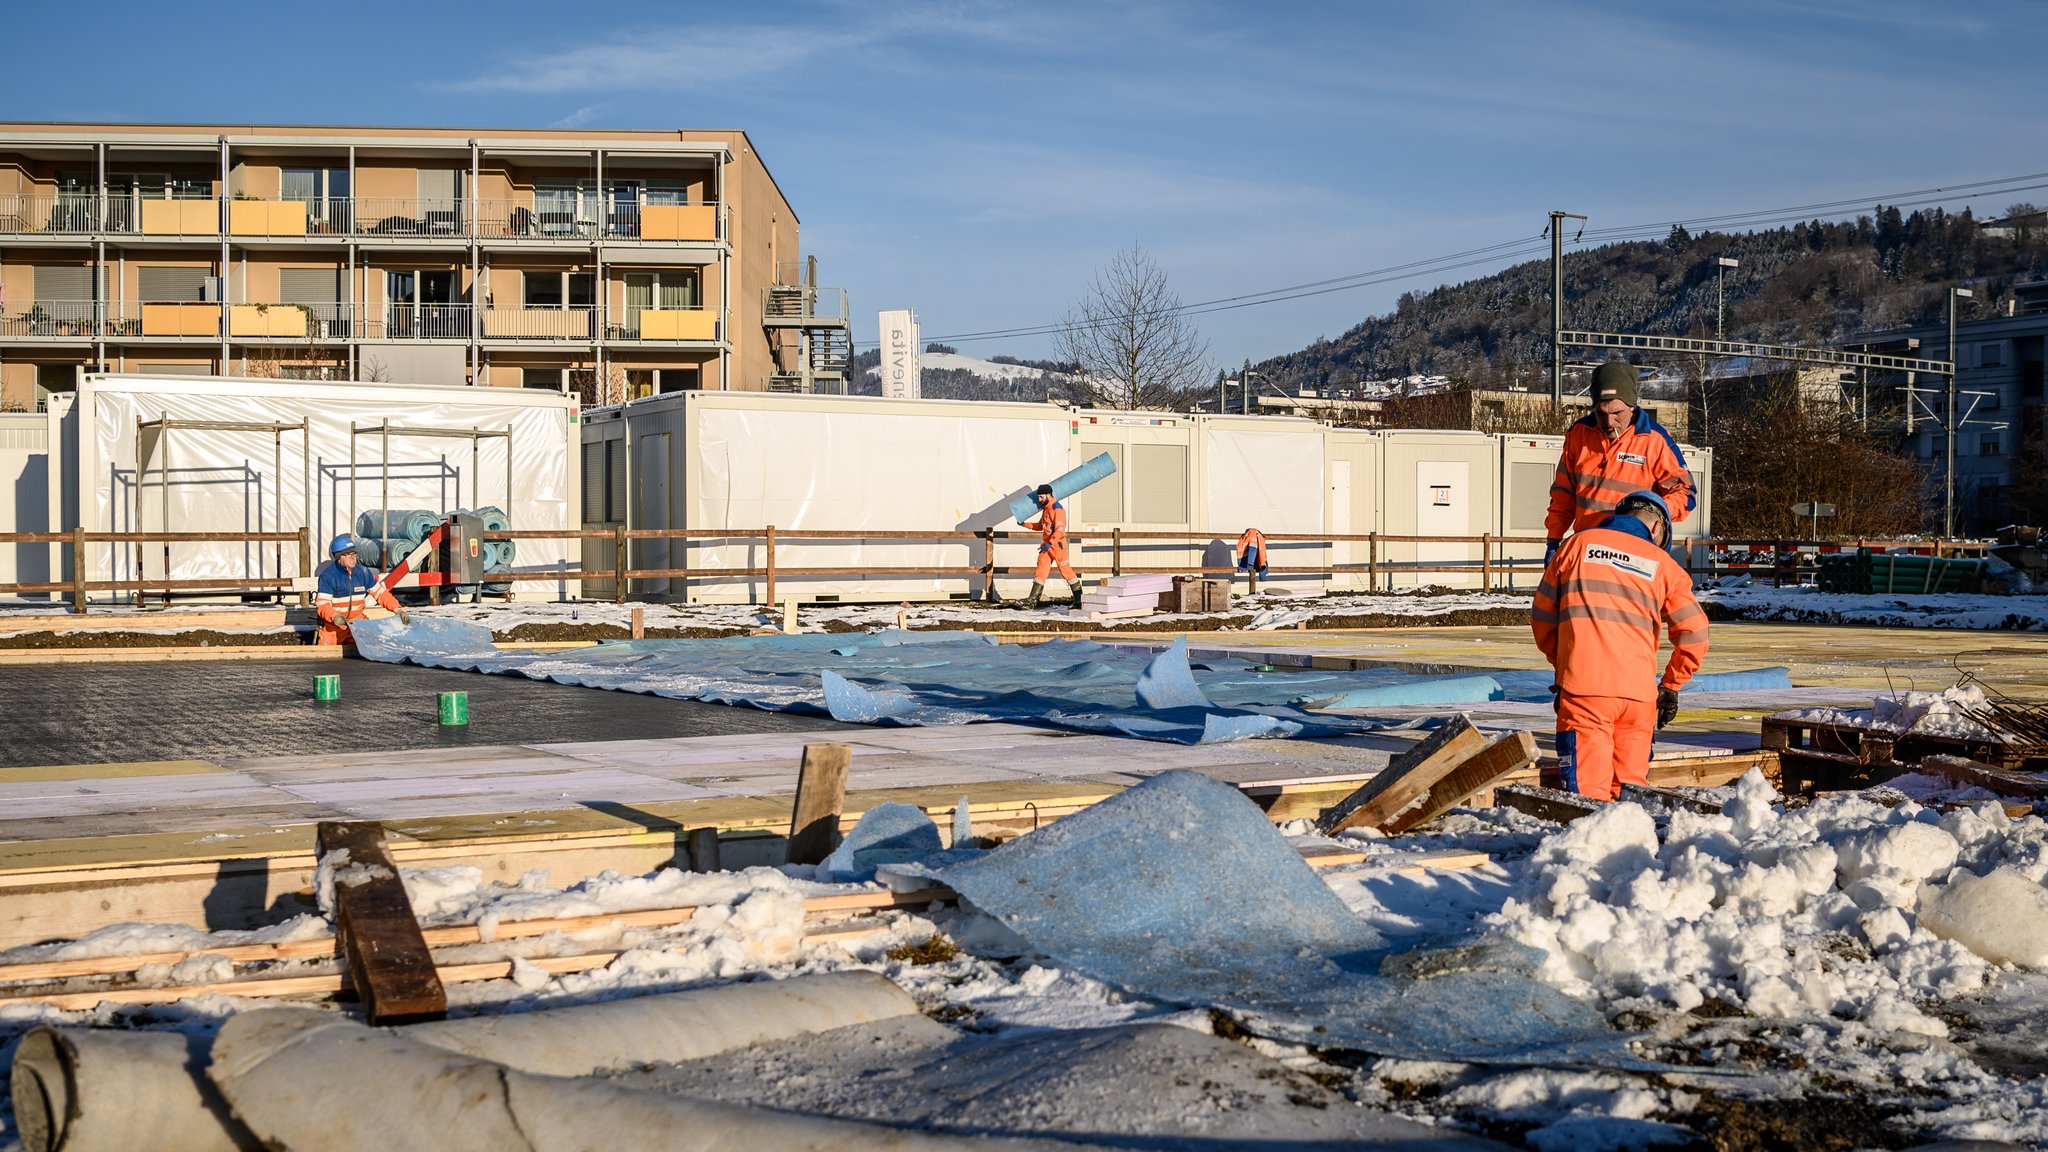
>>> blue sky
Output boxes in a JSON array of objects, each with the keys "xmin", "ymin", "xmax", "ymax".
[{"xmin": 8, "ymin": 1, "xmax": 2044, "ymax": 364}]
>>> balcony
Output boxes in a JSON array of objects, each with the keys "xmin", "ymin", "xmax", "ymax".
[
  {"xmin": 472, "ymin": 198, "xmax": 727, "ymax": 243},
  {"xmin": 353, "ymin": 198, "xmax": 467, "ymax": 240},
  {"xmin": 481, "ymin": 307, "xmax": 595, "ymax": 341},
  {"xmin": 0, "ymin": 299, "xmax": 100, "ymax": 338},
  {"xmin": 0, "ymin": 194, "xmax": 97, "ymax": 237}
]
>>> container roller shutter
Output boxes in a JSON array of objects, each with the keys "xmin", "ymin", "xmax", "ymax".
[
  {"xmin": 31, "ymin": 265, "xmax": 93, "ymax": 303},
  {"xmin": 581, "ymin": 442, "xmax": 605, "ymax": 523},
  {"xmin": 1129, "ymin": 442, "xmax": 1188, "ymax": 524},
  {"xmin": 1070, "ymin": 442, "xmax": 1123, "ymax": 523},
  {"xmin": 1508, "ymin": 461, "xmax": 1553, "ymax": 533}
]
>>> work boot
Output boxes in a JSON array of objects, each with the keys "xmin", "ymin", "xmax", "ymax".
[
  {"xmin": 1067, "ymin": 584, "xmax": 1084, "ymax": 607},
  {"xmin": 1023, "ymin": 582, "xmax": 1044, "ymax": 609}
]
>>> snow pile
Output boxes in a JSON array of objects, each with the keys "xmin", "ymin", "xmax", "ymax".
[
  {"xmin": 1871, "ymin": 683, "xmax": 2001, "ymax": 741},
  {"xmin": 1701, "ymin": 585, "xmax": 2048, "ymax": 631},
  {"xmin": 1494, "ymin": 769, "xmax": 2048, "ymax": 1038}
]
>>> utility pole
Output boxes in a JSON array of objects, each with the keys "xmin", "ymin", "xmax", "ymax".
[
  {"xmin": 1549, "ymin": 211, "xmax": 1586, "ymax": 406},
  {"xmin": 1945, "ymin": 287, "xmax": 1974, "ymax": 538},
  {"xmin": 1715, "ymin": 256, "xmax": 1739, "ymax": 340},
  {"xmin": 1242, "ymin": 358, "xmax": 1251, "ymax": 416}
]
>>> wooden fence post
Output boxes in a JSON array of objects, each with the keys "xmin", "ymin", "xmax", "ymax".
[
  {"xmin": 1480, "ymin": 533, "xmax": 1491, "ymax": 592},
  {"xmin": 297, "ymin": 528, "xmax": 312, "ymax": 607},
  {"xmin": 981, "ymin": 527, "xmax": 997, "ymax": 602},
  {"xmin": 613, "ymin": 523, "xmax": 628, "ymax": 604},
  {"xmin": 1111, "ymin": 527, "xmax": 1122, "ymax": 578},
  {"xmin": 764, "ymin": 524, "xmax": 777, "ymax": 608},
  {"xmin": 1367, "ymin": 532, "xmax": 1378, "ymax": 592},
  {"xmin": 71, "ymin": 526, "xmax": 87, "ymax": 614}
]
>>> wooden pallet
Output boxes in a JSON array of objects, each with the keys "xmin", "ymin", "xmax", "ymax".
[{"xmin": 1762, "ymin": 714, "xmax": 2041, "ymax": 793}]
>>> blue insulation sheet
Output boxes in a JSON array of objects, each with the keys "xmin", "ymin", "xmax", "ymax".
[
  {"xmin": 353, "ymin": 619, "xmax": 1799, "ymax": 745},
  {"xmin": 353, "ymin": 620, "xmax": 1410, "ymax": 744},
  {"xmin": 938, "ymin": 770, "xmax": 1659, "ymax": 1068}
]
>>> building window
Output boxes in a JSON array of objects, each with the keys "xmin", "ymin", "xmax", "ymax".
[
  {"xmin": 1980, "ymin": 433, "xmax": 2003, "ymax": 456},
  {"xmin": 523, "ymin": 272, "xmax": 594, "ymax": 309},
  {"xmin": 1980, "ymin": 342, "xmax": 2005, "ymax": 369}
]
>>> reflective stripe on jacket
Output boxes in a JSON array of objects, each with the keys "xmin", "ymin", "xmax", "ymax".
[
  {"xmin": 1531, "ymin": 522, "xmax": 1707, "ymax": 699},
  {"xmin": 315, "ymin": 561, "xmax": 397, "ymax": 623},
  {"xmin": 1544, "ymin": 408, "xmax": 1696, "ymax": 539}
]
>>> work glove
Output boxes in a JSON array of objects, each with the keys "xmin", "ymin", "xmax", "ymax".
[
  {"xmin": 1542, "ymin": 539, "xmax": 1560, "ymax": 568},
  {"xmin": 397, "ymin": 608, "xmax": 412, "ymax": 626},
  {"xmin": 1656, "ymin": 686, "xmax": 1680, "ymax": 729}
]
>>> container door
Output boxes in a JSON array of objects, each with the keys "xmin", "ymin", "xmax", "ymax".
[{"xmin": 1416, "ymin": 459, "xmax": 1470, "ymax": 587}]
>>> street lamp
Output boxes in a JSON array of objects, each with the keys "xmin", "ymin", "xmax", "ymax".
[
  {"xmin": 1715, "ymin": 257, "xmax": 1739, "ymax": 340},
  {"xmin": 1945, "ymin": 286, "xmax": 1975, "ymax": 538}
]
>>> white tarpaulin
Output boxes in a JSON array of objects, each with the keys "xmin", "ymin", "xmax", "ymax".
[
  {"xmin": 1201, "ymin": 423, "xmax": 1324, "ymax": 589},
  {"xmin": 70, "ymin": 375, "xmax": 577, "ymax": 597},
  {"xmin": 688, "ymin": 399, "xmax": 1068, "ymax": 601}
]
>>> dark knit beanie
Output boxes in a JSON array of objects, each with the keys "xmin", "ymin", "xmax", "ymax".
[{"xmin": 1591, "ymin": 362, "xmax": 1640, "ymax": 407}]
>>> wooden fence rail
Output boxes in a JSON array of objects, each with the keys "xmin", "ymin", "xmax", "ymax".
[{"xmin": 0, "ymin": 525, "xmax": 1996, "ymax": 611}]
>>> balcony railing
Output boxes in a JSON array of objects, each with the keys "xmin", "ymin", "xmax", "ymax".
[
  {"xmin": 0, "ymin": 193, "xmax": 725, "ymax": 244},
  {"xmin": 0, "ymin": 300, "xmax": 100, "ymax": 337},
  {"xmin": 353, "ymin": 197, "xmax": 467, "ymax": 239},
  {"xmin": 0, "ymin": 194, "xmax": 98, "ymax": 236},
  {"xmin": 359, "ymin": 303, "xmax": 473, "ymax": 340},
  {"xmin": 480, "ymin": 306, "xmax": 596, "ymax": 341}
]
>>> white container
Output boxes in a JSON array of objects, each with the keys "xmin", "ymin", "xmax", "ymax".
[
  {"xmin": 0, "ymin": 413, "xmax": 51, "ymax": 597},
  {"xmin": 1324, "ymin": 428, "xmax": 1384, "ymax": 591},
  {"xmin": 1380, "ymin": 429, "xmax": 1500, "ymax": 590}
]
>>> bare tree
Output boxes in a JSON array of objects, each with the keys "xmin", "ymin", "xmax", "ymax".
[{"xmin": 1053, "ymin": 245, "xmax": 1208, "ymax": 410}]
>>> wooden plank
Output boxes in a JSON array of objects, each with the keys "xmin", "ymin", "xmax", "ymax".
[
  {"xmin": 1381, "ymin": 729, "xmax": 1539, "ymax": 836},
  {"xmin": 1315, "ymin": 715, "xmax": 1486, "ymax": 835},
  {"xmin": 315, "ymin": 821, "xmax": 446, "ymax": 1024},
  {"xmin": 0, "ymin": 645, "xmax": 337, "ymax": 665},
  {"xmin": 0, "ymin": 609, "xmax": 287, "ymax": 635},
  {"xmin": 1495, "ymin": 783, "xmax": 1606, "ymax": 825},
  {"xmin": 1918, "ymin": 754, "xmax": 2048, "ymax": 799},
  {"xmin": 785, "ymin": 743, "xmax": 852, "ymax": 865}
]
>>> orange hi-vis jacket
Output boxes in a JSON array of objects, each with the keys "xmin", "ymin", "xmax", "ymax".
[
  {"xmin": 1532, "ymin": 522, "xmax": 1708, "ymax": 699},
  {"xmin": 1545, "ymin": 408, "xmax": 1696, "ymax": 539},
  {"xmin": 1027, "ymin": 501, "xmax": 1070, "ymax": 560},
  {"xmin": 1236, "ymin": 528, "xmax": 1266, "ymax": 557}
]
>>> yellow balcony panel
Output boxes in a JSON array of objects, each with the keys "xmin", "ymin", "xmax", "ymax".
[
  {"xmin": 642, "ymin": 205, "xmax": 718, "ymax": 242},
  {"xmin": 229, "ymin": 305, "xmax": 308, "ymax": 338},
  {"xmin": 142, "ymin": 200, "xmax": 220, "ymax": 235},
  {"xmin": 228, "ymin": 200, "xmax": 308, "ymax": 237},
  {"xmin": 639, "ymin": 309, "xmax": 715, "ymax": 340},
  {"xmin": 142, "ymin": 303, "xmax": 219, "ymax": 337}
]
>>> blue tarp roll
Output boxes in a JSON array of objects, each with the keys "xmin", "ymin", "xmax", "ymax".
[
  {"xmin": 1295, "ymin": 674, "xmax": 1504, "ymax": 710},
  {"xmin": 1007, "ymin": 452, "xmax": 1118, "ymax": 524},
  {"xmin": 1681, "ymin": 667, "xmax": 1793, "ymax": 693}
]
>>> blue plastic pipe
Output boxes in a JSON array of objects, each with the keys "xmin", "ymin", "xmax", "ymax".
[{"xmin": 1009, "ymin": 452, "xmax": 1119, "ymax": 524}]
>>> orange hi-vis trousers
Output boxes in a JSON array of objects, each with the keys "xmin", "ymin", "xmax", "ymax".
[{"xmin": 1557, "ymin": 691, "xmax": 1654, "ymax": 801}]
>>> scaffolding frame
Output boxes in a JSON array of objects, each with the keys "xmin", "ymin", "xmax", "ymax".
[
  {"xmin": 133, "ymin": 417, "xmax": 311, "ymax": 605},
  {"xmin": 347, "ymin": 420, "xmax": 514, "ymax": 551}
]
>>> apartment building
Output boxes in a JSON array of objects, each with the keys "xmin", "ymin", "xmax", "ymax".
[{"xmin": 0, "ymin": 123, "xmax": 852, "ymax": 411}]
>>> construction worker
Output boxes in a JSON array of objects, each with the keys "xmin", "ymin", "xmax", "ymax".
[
  {"xmin": 1235, "ymin": 527, "xmax": 1269, "ymax": 584},
  {"xmin": 1532, "ymin": 490, "xmax": 1708, "ymax": 801},
  {"xmin": 1022, "ymin": 484, "xmax": 1080, "ymax": 609},
  {"xmin": 1544, "ymin": 362, "xmax": 1695, "ymax": 569},
  {"xmin": 315, "ymin": 534, "xmax": 407, "ymax": 646}
]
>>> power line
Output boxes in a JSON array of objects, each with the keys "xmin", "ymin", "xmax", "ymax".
[{"xmin": 855, "ymin": 167, "xmax": 2048, "ymax": 351}]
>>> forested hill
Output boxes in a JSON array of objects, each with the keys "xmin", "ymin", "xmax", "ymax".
[{"xmin": 1258, "ymin": 206, "xmax": 2048, "ymax": 391}]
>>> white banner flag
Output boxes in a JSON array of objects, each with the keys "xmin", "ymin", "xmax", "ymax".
[{"xmin": 879, "ymin": 309, "xmax": 921, "ymax": 400}]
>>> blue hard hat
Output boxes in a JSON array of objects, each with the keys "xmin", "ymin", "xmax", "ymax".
[
  {"xmin": 328, "ymin": 533, "xmax": 357, "ymax": 556},
  {"xmin": 1615, "ymin": 490, "xmax": 1672, "ymax": 534}
]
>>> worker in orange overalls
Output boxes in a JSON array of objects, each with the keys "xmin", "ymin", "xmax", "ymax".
[
  {"xmin": 1532, "ymin": 491, "xmax": 1707, "ymax": 801},
  {"xmin": 1022, "ymin": 484, "xmax": 1079, "ymax": 609},
  {"xmin": 1543, "ymin": 362, "xmax": 1695, "ymax": 569},
  {"xmin": 1235, "ymin": 528, "xmax": 1269, "ymax": 584},
  {"xmin": 315, "ymin": 533, "xmax": 406, "ymax": 645}
]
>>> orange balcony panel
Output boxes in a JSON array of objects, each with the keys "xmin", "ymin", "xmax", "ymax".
[{"xmin": 142, "ymin": 303, "xmax": 219, "ymax": 337}]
